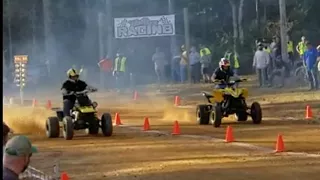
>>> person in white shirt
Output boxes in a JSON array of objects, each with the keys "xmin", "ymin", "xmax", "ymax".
[
  {"xmin": 253, "ymin": 43, "xmax": 270, "ymax": 87},
  {"xmin": 152, "ymin": 47, "xmax": 167, "ymax": 84},
  {"xmin": 189, "ymin": 46, "xmax": 201, "ymax": 83}
]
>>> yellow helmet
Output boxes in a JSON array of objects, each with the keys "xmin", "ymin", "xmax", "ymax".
[{"xmin": 67, "ymin": 68, "xmax": 79, "ymax": 78}]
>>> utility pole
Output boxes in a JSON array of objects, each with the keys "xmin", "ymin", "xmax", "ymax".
[
  {"xmin": 168, "ymin": 0, "xmax": 177, "ymax": 54},
  {"xmin": 279, "ymin": 0, "xmax": 288, "ymax": 63},
  {"xmin": 106, "ymin": 0, "xmax": 113, "ymax": 57},
  {"xmin": 183, "ymin": 8, "xmax": 191, "ymax": 83}
]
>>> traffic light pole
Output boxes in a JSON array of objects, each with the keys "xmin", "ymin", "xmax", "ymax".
[{"xmin": 14, "ymin": 55, "xmax": 28, "ymax": 105}]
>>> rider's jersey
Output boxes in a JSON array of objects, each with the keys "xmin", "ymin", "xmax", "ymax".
[
  {"xmin": 213, "ymin": 67, "xmax": 234, "ymax": 83},
  {"xmin": 61, "ymin": 79, "xmax": 87, "ymax": 102}
]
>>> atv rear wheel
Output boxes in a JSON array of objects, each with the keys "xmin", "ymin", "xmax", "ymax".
[
  {"xmin": 101, "ymin": 113, "xmax": 113, "ymax": 136},
  {"xmin": 196, "ymin": 105, "xmax": 211, "ymax": 125},
  {"xmin": 63, "ymin": 116, "xmax": 74, "ymax": 140},
  {"xmin": 211, "ymin": 105, "xmax": 222, "ymax": 128},
  {"xmin": 251, "ymin": 102, "xmax": 262, "ymax": 124},
  {"xmin": 46, "ymin": 117, "xmax": 60, "ymax": 138},
  {"xmin": 86, "ymin": 119, "xmax": 100, "ymax": 135},
  {"xmin": 235, "ymin": 111, "xmax": 248, "ymax": 122}
]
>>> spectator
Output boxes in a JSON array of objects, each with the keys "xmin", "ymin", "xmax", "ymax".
[
  {"xmin": 189, "ymin": 46, "xmax": 201, "ymax": 83},
  {"xmin": 304, "ymin": 42, "xmax": 319, "ymax": 90},
  {"xmin": 3, "ymin": 135, "xmax": 38, "ymax": 180},
  {"xmin": 113, "ymin": 51, "xmax": 127, "ymax": 92},
  {"xmin": 200, "ymin": 49, "xmax": 211, "ymax": 83},
  {"xmin": 224, "ymin": 50, "xmax": 240, "ymax": 76},
  {"xmin": 180, "ymin": 45, "xmax": 188, "ymax": 83},
  {"xmin": 98, "ymin": 55, "xmax": 113, "ymax": 89},
  {"xmin": 3, "ymin": 122, "xmax": 10, "ymax": 146},
  {"xmin": 152, "ymin": 47, "xmax": 167, "ymax": 84},
  {"xmin": 296, "ymin": 36, "xmax": 308, "ymax": 60},
  {"xmin": 287, "ymin": 35, "xmax": 294, "ymax": 65},
  {"xmin": 233, "ymin": 51, "xmax": 240, "ymax": 76},
  {"xmin": 171, "ymin": 48, "xmax": 181, "ymax": 83},
  {"xmin": 199, "ymin": 44, "xmax": 213, "ymax": 79},
  {"xmin": 253, "ymin": 43, "xmax": 270, "ymax": 87}
]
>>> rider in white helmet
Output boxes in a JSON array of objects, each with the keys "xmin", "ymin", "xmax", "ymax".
[{"xmin": 211, "ymin": 58, "xmax": 236, "ymax": 88}]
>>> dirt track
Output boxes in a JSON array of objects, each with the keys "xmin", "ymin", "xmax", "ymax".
[{"xmin": 3, "ymin": 81, "xmax": 320, "ymax": 180}]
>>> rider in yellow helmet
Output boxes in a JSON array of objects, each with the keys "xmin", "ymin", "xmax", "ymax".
[{"xmin": 61, "ymin": 68, "xmax": 96, "ymax": 117}]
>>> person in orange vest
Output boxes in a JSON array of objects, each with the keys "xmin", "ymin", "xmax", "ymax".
[{"xmin": 98, "ymin": 55, "xmax": 113, "ymax": 89}]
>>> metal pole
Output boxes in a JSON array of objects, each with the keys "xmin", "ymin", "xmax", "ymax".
[
  {"xmin": 279, "ymin": 0, "xmax": 288, "ymax": 63},
  {"xmin": 106, "ymin": 0, "xmax": 113, "ymax": 57},
  {"xmin": 98, "ymin": 12, "xmax": 105, "ymax": 89},
  {"xmin": 98, "ymin": 13, "xmax": 104, "ymax": 60},
  {"xmin": 20, "ymin": 87, "xmax": 24, "ymax": 105},
  {"xmin": 168, "ymin": 0, "xmax": 177, "ymax": 54},
  {"xmin": 31, "ymin": 2, "xmax": 37, "ymax": 62},
  {"xmin": 183, "ymin": 8, "xmax": 191, "ymax": 83}
]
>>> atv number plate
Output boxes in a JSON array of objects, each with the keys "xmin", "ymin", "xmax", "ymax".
[{"xmin": 78, "ymin": 106, "xmax": 95, "ymax": 113}]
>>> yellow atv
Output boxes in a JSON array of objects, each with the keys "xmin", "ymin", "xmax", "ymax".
[
  {"xmin": 45, "ymin": 89, "xmax": 113, "ymax": 140},
  {"xmin": 196, "ymin": 79, "xmax": 262, "ymax": 127}
]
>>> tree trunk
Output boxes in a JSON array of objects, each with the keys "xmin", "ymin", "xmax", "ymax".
[
  {"xmin": 255, "ymin": 0, "xmax": 261, "ymax": 34},
  {"xmin": 31, "ymin": 2, "xmax": 37, "ymax": 62},
  {"xmin": 229, "ymin": 0, "xmax": 238, "ymax": 51},
  {"xmin": 238, "ymin": 0, "xmax": 245, "ymax": 45},
  {"xmin": 43, "ymin": 0, "xmax": 56, "ymax": 77}
]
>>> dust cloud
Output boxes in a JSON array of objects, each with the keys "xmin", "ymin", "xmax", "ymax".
[{"xmin": 3, "ymin": 107, "xmax": 55, "ymax": 135}]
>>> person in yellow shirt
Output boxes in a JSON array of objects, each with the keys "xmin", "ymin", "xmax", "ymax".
[
  {"xmin": 296, "ymin": 36, "xmax": 308, "ymax": 59},
  {"xmin": 287, "ymin": 36, "xmax": 294, "ymax": 66}
]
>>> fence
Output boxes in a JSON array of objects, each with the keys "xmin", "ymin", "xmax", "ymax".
[{"xmin": 19, "ymin": 151, "xmax": 62, "ymax": 180}]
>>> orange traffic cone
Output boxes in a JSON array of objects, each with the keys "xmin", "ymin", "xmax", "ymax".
[
  {"xmin": 46, "ymin": 100, "xmax": 52, "ymax": 110},
  {"xmin": 133, "ymin": 91, "xmax": 138, "ymax": 101},
  {"xmin": 60, "ymin": 172, "xmax": 69, "ymax": 180},
  {"xmin": 114, "ymin": 113, "xmax": 123, "ymax": 126},
  {"xmin": 225, "ymin": 126, "xmax": 234, "ymax": 143},
  {"xmin": 172, "ymin": 120, "xmax": 181, "ymax": 135},
  {"xmin": 143, "ymin": 117, "xmax": 150, "ymax": 131},
  {"xmin": 174, "ymin": 96, "xmax": 181, "ymax": 106},
  {"xmin": 275, "ymin": 134, "xmax": 285, "ymax": 153},
  {"xmin": 305, "ymin": 105, "xmax": 313, "ymax": 120}
]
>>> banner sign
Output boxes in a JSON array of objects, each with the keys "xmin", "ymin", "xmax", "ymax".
[{"xmin": 114, "ymin": 14, "xmax": 175, "ymax": 39}]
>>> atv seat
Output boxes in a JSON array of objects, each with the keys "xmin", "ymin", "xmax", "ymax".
[{"xmin": 201, "ymin": 91, "xmax": 213, "ymax": 98}]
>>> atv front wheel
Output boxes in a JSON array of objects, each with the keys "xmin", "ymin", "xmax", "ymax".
[
  {"xmin": 63, "ymin": 116, "xmax": 74, "ymax": 140},
  {"xmin": 196, "ymin": 105, "xmax": 211, "ymax": 125},
  {"xmin": 251, "ymin": 102, "xmax": 262, "ymax": 124},
  {"xmin": 86, "ymin": 119, "xmax": 100, "ymax": 135},
  {"xmin": 211, "ymin": 105, "xmax": 222, "ymax": 128},
  {"xmin": 235, "ymin": 111, "xmax": 248, "ymax": 122},
  {"xmin": 101, "ymin": 113, "xmax": 113, "ymax": 136},
  {"xmin": 46, "ymin": 117, "xmax": 60, "ymax": 138}
]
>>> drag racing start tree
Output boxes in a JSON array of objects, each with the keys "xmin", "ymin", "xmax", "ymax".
[{"xmin": 14, "ymin": 55, "xmax": 28, "ymax": 104}]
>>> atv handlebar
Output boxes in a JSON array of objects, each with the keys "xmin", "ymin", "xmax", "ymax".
[
  {"xmin": 213, "ymin": 78, "xmax": 247, "ymax": 86},
  {"xmin": 66, "ymin": 88, "xmax": 98, "ymax": 96}
]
